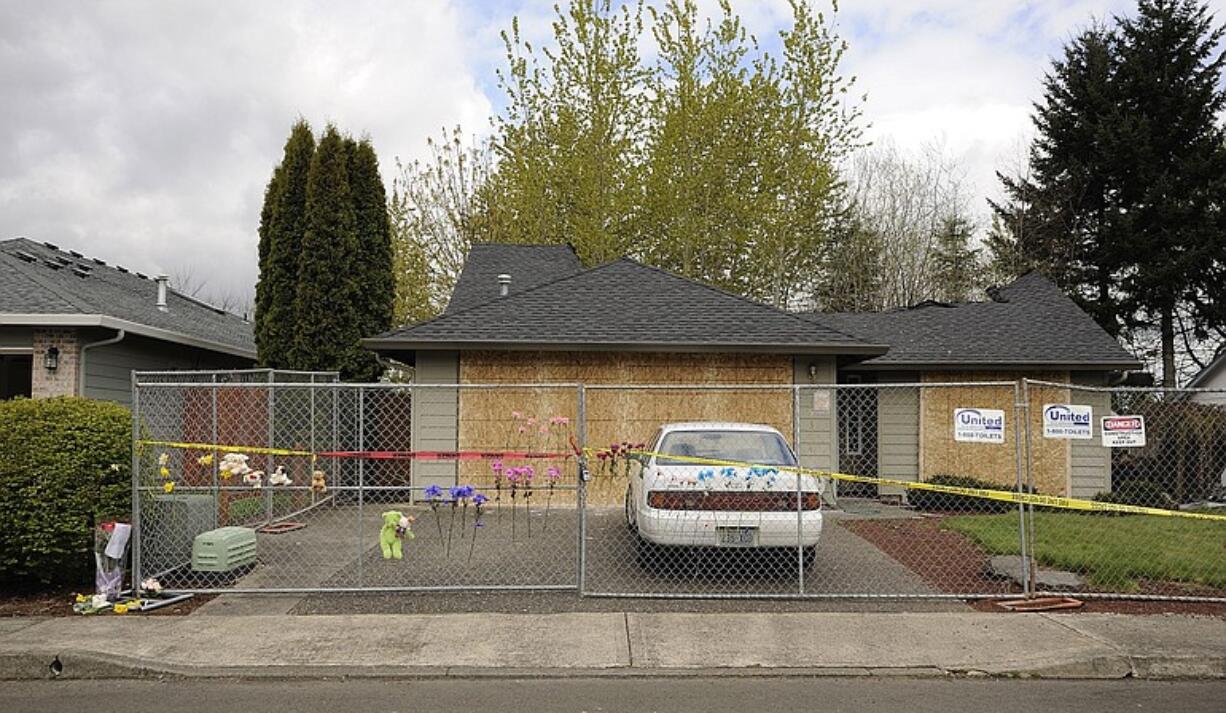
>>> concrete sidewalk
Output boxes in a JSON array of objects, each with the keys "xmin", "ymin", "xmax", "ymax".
[{"xmin": 1, "ymin": 612, "xmax": 1224, "ymax": 681}]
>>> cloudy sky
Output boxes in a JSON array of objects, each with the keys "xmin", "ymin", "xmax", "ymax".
[{"xmin": 2, "ymin": 0, "xmax": 1219, "ymax": 308}]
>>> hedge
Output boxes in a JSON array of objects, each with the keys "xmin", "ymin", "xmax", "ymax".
[
  {"xmin": 908, "ymin": 474, "xmax": 1032, "ymax": 514},
  {"xmin": 0, "ymin": 397, "xmax": 131, "ymax": 584}
]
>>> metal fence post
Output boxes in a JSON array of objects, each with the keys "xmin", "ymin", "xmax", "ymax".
[
  {"xmin": 1021, "ymin": 379, "xmax": 1038, "ymax": 596},
  {"xmin": 794, "ymin": 385, "xmax": 804, "ymax": 594},
  {"xmin": 265, "ymin": 370, "xmax": 275, "ymax": 526},
  {"xmin": 576, "ymin": 384, "xmax": 587, "ymax": 595},
  {"xmin": 130, "ymin": 372, "xmax": 142, "ymax": 595},
  {"xmin": 357, "ymin": 385, "xmax": 366, "ymax": 587},
  {"xmin": 1012, "ymin": 380, "xmax": 1030, "ymax": 598},
  {"xmin": 211, "ymin": 374, "xmax": 220, "ymax": 528}
]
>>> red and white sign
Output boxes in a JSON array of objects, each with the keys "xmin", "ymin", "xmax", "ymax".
[{"xmin": 1101, "ymin": 416, "xmax": 1145, "ymax": 448}]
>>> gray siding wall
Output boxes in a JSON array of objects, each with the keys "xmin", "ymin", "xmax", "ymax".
[
  {"xmin": 794, "ymin": 357, "xmax": 838, "ymax": 502},
  {"xmin": 83, "ymin": 334, "xmax": 249, "ymax": 405},
  {"xmin": 412, "ymin": 351, "xmax": 459, "ymax": 490},
  {"xmin": 875, "ymin": 372, "xmax": 921, "ymax": 499},
  {"xmin": 1069, "ymin": 372, "xmax": 1113, "ymax": 498},
  {"xmin": 0, "ymin": 327, "xmax": 33, "ymax": 350}
]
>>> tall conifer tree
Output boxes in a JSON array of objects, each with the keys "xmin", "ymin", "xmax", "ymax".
[
  {"xmin": 254, "ymin": 120, "xmax": 315, "ymax": 367},
  {"xmin": 346, "ymin": 137, "xmax": 394, "ymax": 380},
  {"xmin": 292, "ymin": 125, "xmax": 364, "ymax": 377}
]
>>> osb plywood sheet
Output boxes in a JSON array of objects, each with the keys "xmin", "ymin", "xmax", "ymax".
[
  {"xmin": 459, "ymin": 351, "xmax": 794, "ymax": 504},
  {"xmin": 919, "ymin": 372, "xmax": 1071, "ymax": 496}
]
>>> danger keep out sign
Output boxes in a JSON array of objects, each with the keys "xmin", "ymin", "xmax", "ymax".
[{"xmin": 1102, "ymin": 416, "xmax": 1146, "ymax": 448}]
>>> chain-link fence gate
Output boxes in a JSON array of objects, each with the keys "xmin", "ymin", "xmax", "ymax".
[{"xmin": 130, "ymin": 372, "xmax": 1226, "ymax": 602}]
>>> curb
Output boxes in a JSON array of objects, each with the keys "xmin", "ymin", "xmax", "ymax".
[{"xmin": 3, "ymin": 651, "xmax": 1223, "ymax": 682}]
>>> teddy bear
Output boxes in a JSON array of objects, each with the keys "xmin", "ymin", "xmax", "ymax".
[
  {"xmin": 379, "ymin": 510, "xmax": 415, "ymax": 560},
  {"xmin": 268, "ymin": 466, "xmax": 291, "ymax": 487},
  {"xmin": 243, "ymin": 470, "xmax": 264, "ymax": 489},
  {"xmin": 219, "ymin": 453, "xmax": 251, "ymax": 480},
  {"xmin": 310, "ymin": 470, "xmax": 327, "ymax": 494}
]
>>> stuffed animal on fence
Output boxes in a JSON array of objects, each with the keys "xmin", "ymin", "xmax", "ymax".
[
  {"xmin": 268, "ymin": 466, "xmax": 291, "ymax": 487},
  {"xmin": 220, "ymin": 453, "xmax": 251, "ymax": 480},
  {"xmin": 310, "ymin": 470, "xmax": 327, "ymax": 494},
  {"xmin": 243, "ymin": 470, "xmax": 264, "ymax": 489},
  {"xmin": 379, "ymin": 510, "xmax": 414, "ymax": 560}
]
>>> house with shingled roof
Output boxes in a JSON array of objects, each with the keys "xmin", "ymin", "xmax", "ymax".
[
  {"xmin": 0, "ymin": 237, "xmax": 254, "ymax": 404},
  {"xmin": 366, "ymin": 244, "xmax": 1142, "ymax": 501}
]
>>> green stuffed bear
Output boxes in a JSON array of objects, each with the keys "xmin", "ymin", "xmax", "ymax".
[{"xmin": 380, "ymin": 510, "xmax": 415, "ymax": 560}]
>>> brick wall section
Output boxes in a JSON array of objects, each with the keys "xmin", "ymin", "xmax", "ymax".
[{"xmin": 31, "ymin": 327, "xmax": 80, "ymax": 398}]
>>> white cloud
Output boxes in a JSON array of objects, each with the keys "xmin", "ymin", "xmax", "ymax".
[
  {"xmin": 837, "ymin": 0, "xmax": 1146, "ymax": 225},
  {"xmin": 0, "ymin": 0, "xmax": 491, "ymax": 305}
]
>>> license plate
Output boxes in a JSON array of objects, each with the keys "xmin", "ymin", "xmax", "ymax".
[{"xmin": 716, "ymin": 527, "xmax": 758, "ymax": 547}]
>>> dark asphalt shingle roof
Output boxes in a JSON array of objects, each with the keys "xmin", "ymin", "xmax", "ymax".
[
  {"xmin": 809, "ymin": 272, "xmax": 1141, "ymax": 370},
  {"xmin": 0, "ymin": 237, "xmax": 255, "ymax": 356},
  {"xmin": 371, "ymin": 257, "xmax": 880, "ymax": 353},
  {"xmin": 445, "ymin": 243, "xmax": 582, "ymax": 313}
]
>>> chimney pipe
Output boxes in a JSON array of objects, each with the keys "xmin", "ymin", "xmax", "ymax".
[
  {"xmin": 155, "ymin": 275, "xmax": 169, "ymax": 312},
  {"xmin": 497, "ymin": 273, "xmax": 511, "ymax": 297}
]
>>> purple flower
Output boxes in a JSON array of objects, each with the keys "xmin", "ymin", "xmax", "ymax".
[
  {"xmin": 546, "ymin": 466, "xmax": 562, "ymax": 481},
  {"xmin": 491, "ymin": 460, "xmax": 503, "ymax": 473},
  {"xmin": 424, "ymin": 484, "xmax": 443, "ymax": 500},
  {"xmin": 473, "ymin": 493, "xmax": 489, "ymax": 506}
]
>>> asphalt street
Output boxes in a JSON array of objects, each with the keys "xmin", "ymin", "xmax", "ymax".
[{"xmin": 4, "ymin": 678, "xmax": 1224, "ymax": 713}]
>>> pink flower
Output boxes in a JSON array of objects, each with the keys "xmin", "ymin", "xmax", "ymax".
[
  {"xmin": 559, "ymin": 417, "xmax": 570, "ymax": 425},
  {"xmin": 491, "ymin": 460, "xmax": 503, "ymax": 473},
  {"xmin": 610, "ymin": 443, "xmax": 620, "ymax": 453},
  {"xmin": 522, "ymin": 465, "xmax": 535, "ymax": 481},
  {"xmin": 539, "ymin": 425, "xmax": 549, "ymax": 434},
  {"xmin": 547, "ymin": 466, "xmax": 562, "ymax": 481},
  {"xmin": 518, "ymin": 426, "xmax": 526, "ymax": 434},
  {"xmin": 511, "ymin": 411, "xmax": 522, "ymax": 419},
  {"xmin": 526, "ymin": 417, "xmax": 536, "ymax": 426}
]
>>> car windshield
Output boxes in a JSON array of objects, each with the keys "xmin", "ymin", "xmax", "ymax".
[{"xmin": 656, "ymin": 430, "xmax": 797, "ymax": 467}]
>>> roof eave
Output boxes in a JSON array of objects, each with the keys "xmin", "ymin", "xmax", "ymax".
[
  {"xmin": 362, "ymin": 338, "xmax": 888, "ymax": 357},
  {"xmin": 843, "ymin": 359, "xmax": 1144, "ymax": 372},
  {"xmin": 0, "ymin": 313, "xmax": 256, "ymax": 359}
]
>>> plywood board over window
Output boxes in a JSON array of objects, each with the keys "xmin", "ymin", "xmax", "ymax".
[
  {"xmin": 458, "ymin": 351, "xmax": 795, "ymax": 505},
  {"xmin": 919, "ymin": 372, "xmax": 1071, "ymax": 496}
]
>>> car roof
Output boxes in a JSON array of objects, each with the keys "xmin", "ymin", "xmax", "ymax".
[{"xmin": 659, "ymin": 422, "xmax": 784, "ymax": 435}]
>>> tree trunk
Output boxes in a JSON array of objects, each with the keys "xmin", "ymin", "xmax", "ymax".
[{"xmin": 1161, "ymin": 306, "xmax": 1177, "ymax": 388}]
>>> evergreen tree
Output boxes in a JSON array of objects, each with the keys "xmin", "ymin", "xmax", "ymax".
[
  {"xmin": 346, "ymin": 137, "xmax": 394, "ymax": 380},
  {"xmin": 989, "ymin": 26, "xmax": 1121, "ymax": 332},
  {"xmin": 254, "ymin": 164, "xmax": 283, "ymax": 365},
  {"xmin": 931, "ymin": 216, "xmax": 980, "ymax": 303},
  {"xmin": 992, "ymin": 0, "xmax": 1226, "ymax": 385},
  {"xmin": 983, "ymin": 214, "xmax": 1029, "ymax": 286},
  {"xmin": 814, "ymin": 216, "xmax": 884, "ymax": 311},
  {"xmin": 292, "ymin": 126, "xmax": 364, "ymax": 378},
  {"xmin": 254, "ymin": 120, "xmax": 315, "ymax": 368},
  {"xmin": 1109, "ymin": 0, "xmax": 1226, "ymax": 386}
]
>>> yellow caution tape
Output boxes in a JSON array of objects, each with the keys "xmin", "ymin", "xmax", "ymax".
[
  {"xmin": 138, "ymin": 439, "xmax": 315, "ymax": 459},
  {"xmin": 583, "ymin": 448, "xmax": 1226, "ymax": 523}
]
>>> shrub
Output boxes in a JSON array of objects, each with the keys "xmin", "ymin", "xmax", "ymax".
[
  {"xmin": 0, "ymin": 397, "xmax": 131, "ymax": 584},
  {"xmin": 909, "ymin": 474, "xmax": 1029, "ymax": 514},
  {"xmin": 1093, "ymin": 480, "xmax": 1173, "ymax": 510}
]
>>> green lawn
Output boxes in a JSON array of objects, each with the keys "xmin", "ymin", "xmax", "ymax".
[{"xmin": 942, "ymin": 512, "xmax": 1226, "ymax": 590}]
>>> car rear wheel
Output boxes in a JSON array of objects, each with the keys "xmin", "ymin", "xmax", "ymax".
[{"xmin": 624, "ymin": 487, "xmax": 636, "ymax": 531}]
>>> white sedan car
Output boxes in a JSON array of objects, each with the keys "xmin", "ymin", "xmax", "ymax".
[{"xmin": 624, "ymin": 422, "xmax": 824, "ymax": 566}]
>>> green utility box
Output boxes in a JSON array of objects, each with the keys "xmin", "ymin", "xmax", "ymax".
[{"xmin": 191, "ymin": 526, "xmax": 257, "ymax": 572}]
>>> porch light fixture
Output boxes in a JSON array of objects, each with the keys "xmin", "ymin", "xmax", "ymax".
[{"xmin": 44, "ymin": 346, "xmax": 59, "ymax": 371}]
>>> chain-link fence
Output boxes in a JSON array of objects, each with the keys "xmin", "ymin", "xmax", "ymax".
[
  {"xmin": 1020, "ymin": 379, "xmax": 1226, "ymax": 602},
  {"xmin": 132, "ymin": 374, "xmax": 580, "ymax": 593},
  {"xmin": 130, "ymin": 373, "xmax": 1226, "ymax": 602}
]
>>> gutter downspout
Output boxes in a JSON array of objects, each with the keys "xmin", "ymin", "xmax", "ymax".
[{"xmin": 78, "ymin": 329, "xmax": 126, "ymax": 397}]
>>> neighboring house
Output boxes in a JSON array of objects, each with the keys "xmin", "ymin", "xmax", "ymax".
[
  {"xmin": 0, "ymin": 238, "xmax": 255, "ymax": 405},
  {"xmin": 366, "ymin": 244, "xmax": 1142, "ymax": 500},
  {"xmin": 1186, "ymin": 352, "xmax": 1226, "ymax": 404}
]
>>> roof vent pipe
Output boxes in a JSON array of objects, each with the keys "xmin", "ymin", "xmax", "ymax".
[
  {"xmin": 497, "ymin": 273, "xmax": 511, "ymax": 297},
  {"xmin": 155, "ymin": 275, "xmax": 169, "ymax": 311}
]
